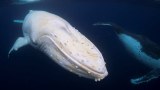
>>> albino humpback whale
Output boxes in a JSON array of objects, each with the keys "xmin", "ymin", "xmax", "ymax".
[
  {"xmin": 8, "ymin": 10, "xmax": 108, "ymax": 81},
  {"xmin": 93, "ymin": 22, "xmax": 160, "ymax": 84}
]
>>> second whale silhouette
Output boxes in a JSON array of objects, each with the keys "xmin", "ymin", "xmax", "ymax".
[{"xmin": 93, "ymin": 23, "xmax": 160, "ymax": 84}]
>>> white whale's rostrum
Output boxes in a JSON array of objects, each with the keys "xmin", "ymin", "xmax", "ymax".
[{"xmin": 9, "ymin": 10, "xmax": 108, "ymax": 81}]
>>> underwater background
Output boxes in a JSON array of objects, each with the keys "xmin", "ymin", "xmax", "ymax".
[{"xmin": 0, "ymin": 0, "xmax": 160, "ymax": 90}]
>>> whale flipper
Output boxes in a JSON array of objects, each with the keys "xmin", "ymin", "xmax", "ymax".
[
  {"xmin": 8, "ymin": 37, "xmax": 29, "ymax": 57},
  {"xmin": 131, "ymin": 69, "xmax": 160, "ymax": 84}
]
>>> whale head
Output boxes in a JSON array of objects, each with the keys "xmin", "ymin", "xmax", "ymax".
[{"xmin": 22, "ymin": 10, "xmax": 108, "ymax": 81}]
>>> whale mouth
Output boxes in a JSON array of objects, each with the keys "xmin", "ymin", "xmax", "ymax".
[{"xmin": 43, "ymin": 30, "xmax": 108, "ymax": 80}]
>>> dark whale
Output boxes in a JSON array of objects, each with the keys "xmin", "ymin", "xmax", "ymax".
[{"xmin": 93, "ymin": 22, "xmax": 160, "ymax": 84}]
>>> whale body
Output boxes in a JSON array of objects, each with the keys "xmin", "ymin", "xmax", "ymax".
[
  {"xmin": 93, "ymin": 23, "xmax": 160, "ymax": 84},
  {"xmin": 9, "ymin": 10, "xmax": 108, "ymax": 81}
]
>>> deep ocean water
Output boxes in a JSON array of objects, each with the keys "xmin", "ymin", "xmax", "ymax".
[{"xmin": 0, "ymin": 0, "xmax": 160, "ymax": 90}]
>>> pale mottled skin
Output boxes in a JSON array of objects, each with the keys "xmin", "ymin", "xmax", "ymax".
[{"xmin": 9, "ymin": 10, "xmax": 108, "ymax": 81}]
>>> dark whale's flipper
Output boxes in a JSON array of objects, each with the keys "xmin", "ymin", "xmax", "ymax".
[{"xmin": 131, "ymin": 69, "xmax": 160, "ymax": 84}]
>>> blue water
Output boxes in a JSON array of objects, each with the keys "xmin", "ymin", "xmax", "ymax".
[{"xmin": 0, "ymin": 0, "xmax": 160, "ymax": 90}]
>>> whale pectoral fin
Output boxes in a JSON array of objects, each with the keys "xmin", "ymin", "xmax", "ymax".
[
  {"xmin": 8, "ymin": 37, "xmax": 29, "ymax": 58},
  {"xmin": 130, "ymin": 69, "xmax": 160, "ymax": 84}
]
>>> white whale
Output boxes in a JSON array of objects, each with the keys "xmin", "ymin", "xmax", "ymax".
[{"xmin": 8, "ymin": 10, "xmax": 108, "ymax": 81}]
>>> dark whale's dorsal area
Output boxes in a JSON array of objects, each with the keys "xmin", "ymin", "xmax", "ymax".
[
  {"xmin": 125, "ymin": 32, "xmax": 160, "ymax": 60},
  {"xmin": 108, "ymin": 23, "xmax": 160, "ymax": 60}
]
